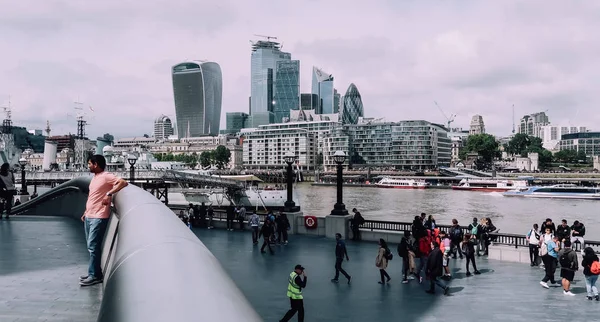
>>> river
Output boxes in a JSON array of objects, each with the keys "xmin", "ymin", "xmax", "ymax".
[{"xmin": 294, "ymin": 183, "xmax": 600, "ymax": 239}]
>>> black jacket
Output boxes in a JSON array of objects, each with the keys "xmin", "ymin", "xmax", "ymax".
[
  {"xmin": 259, "ymin": 223, "xmax": 274, "ymax": 238},
  {"xmin": 556, "ymin": 225, "xmax": 571, "ymax": 240},
  {"xmin": 540, "ymin": 222, "xmax": 556, "ymax": 234},
  {"xmin": 571, "ymin": 224, "xmax": 585, "ymax": 238},
  {"xmin": 424, "ymin": 219, "xmax": 436, "ymax": 231},
  {"xmin": 275, "ymin": 214, "xmax": 290, "ymax": 231},
  {"xmin": 582, "ymin": 253, "xmax": 599, "ymax": 276},
  {"xmin": 412, "ymin": 219, "xmax": 426, "ymax": 240},
  {"xmin": 426, "ymin": 247, "xmax": 443, "ymax": 278}
]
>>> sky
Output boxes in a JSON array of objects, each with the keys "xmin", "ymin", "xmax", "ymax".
[{"xmin": 1, "ymin": 0, "xmax": 599, "ymax": 140}]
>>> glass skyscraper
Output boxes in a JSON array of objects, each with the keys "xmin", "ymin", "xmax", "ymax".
[
  {"xmin": 224, "ymin": 112, "xmax": 249, "ymax": 134},
  {"xmin": 250, "ymin": 41, "xmax": 291, "ymax": 127},
  {"xmin": 172, "ymin": 61, "xmax": 222, "ymax": 137},
  {"xmin": 311, "ymin": 67, "xmax": 335, "ymax": 114},
  {"xmin": 341, "ymin": 83, "xmax": 364, "ymax": 124},
  {"xmin": 273, "ymin": 60, "xmax": 300, "ymax": 123}
]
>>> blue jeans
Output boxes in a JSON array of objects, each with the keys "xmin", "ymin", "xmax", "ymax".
[
  {"xmin": 585, "ymin": 275, "xmax": 599, "ymax": 297},
  {"xmin": 84, "ymin": 218, "xmax": 109, "ymax": 279}
]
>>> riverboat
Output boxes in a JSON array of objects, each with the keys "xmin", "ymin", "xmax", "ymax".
[
  {"xmin": 451, "ymin": 178, "xmax": 528, "ymax": 192},
  {"xmin": 503, "ymin": 184, "xmax": 600, "ymax": 200},
  {"xmin": 375, "ymin": 177, "xmax": 430, "ymax": 189}
]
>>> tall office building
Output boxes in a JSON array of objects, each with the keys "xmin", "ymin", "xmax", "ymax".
[
  {"xmin": 519, "ymin": 112, "xmax": 550, "ymax": 138},
  {"xmin": 154, "ymin": 115, "xmax": 174, "ymax": 140},
  {"xmin": 341, "ymin": 83, "xmax": 364, "ymax": 125},
  {"xmin": 312, "ymin": 67, "xmax": 335, "ymax": 114},
  {"xmin": 469, "ymin": 115, "xmax": 486, "ymax": 134},
  {"xmin": 300, "ymin": 93, "xmax": 319, "ymax": 110},
  {"xmin": 273, "ymin": 60, "xmax": 300, "ymax": 123},
  {"xmin": 224, "ymin": 112, "xmax": 249, "ymax": 134},
  {"xmin": 172, "ymin": 61, "xmax": 222, "ymax": 137},
  {"xmin": 250, "ymin": 40, "xmax": 291, "ymax": 127},
  {"xmin": 333, "ymin": 89, "xmax": 340, "ymax": 114}
]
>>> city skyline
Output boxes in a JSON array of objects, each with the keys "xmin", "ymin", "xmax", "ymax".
[{"xmin": 1, "ymin": 1, "xmax": 599, "ymax": 139}]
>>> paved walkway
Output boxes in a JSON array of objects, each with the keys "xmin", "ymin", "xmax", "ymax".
[
  {"xmin": 0, "ymin": 216, "xmax": 101, "ymax": 322},
  {"xmin": 195, "ymin": 228, "xmax": 598, "ymax": 322}
]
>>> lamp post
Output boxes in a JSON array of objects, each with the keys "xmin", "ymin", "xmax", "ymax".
[
  {"xmin": 18, "ymin": 158, "xmax": 29, "ymax": 195},
  {"xmin": 330, "ymin": 151, "xmax": 348, "ymax": 216},
  {"xmin": 283, "ymin": 152, "xmax": 300, "ymax": 212},
  {"xmin": 127, "ymin": 154, "xmax": 138, "ymax": 183}
]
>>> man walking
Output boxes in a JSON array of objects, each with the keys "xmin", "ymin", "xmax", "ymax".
[
  {"xmin": 350, "ymin": 208, "xmax": 364, "ymax": 241},
  {"xmin": 280, "ymin": 265, "xmax": 307, "ymax": 322},
  {"xmin": 249, "ymin": 211, "xmax": 260, "ymax": 245},
  {"xmin": 331, "ymin": 233, "xmax": 351, "ymax": 284},
  {"xmin": 540, "ymin": 235, "xmax": 561, "ymax": 289},
  {"xmin": 425, "ymin": 241, "xmax": 449, "ymax": 295},
  {"xmin": 558, "ymin": 239, "xmax": 578, "ymax": 296},
  {"xmin": 80, "ymin": 155, "xmax": 128, "ymax": 286}
]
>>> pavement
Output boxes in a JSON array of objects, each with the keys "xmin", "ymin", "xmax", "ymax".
[{"xmin": 195, "ymin": 228, "xmax": 599, "ymax": 322}]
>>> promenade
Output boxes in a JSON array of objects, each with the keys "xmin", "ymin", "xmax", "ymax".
[
  {"xmin": 196, "ymin": 228, "xmax": 597, "ymax": 322},
  {"xmin": 0, "ymin": 216, "xmax": 101, "ymax": 322}
]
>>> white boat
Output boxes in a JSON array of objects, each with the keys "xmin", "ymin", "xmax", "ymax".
[
  {"xmin": 452, "ymin": 178, "xmax": 528, "ymax": 192},
  {"xmin": 375, "ymin": 177, "xmax": 430, "ymax": 189},
  {"xmin": 503, "ymin": 184, "xmax": 600, "ymax": 200}
]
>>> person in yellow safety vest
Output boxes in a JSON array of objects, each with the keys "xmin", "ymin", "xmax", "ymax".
[{"xmin": 279, "ymin": 264, "xmax": 307, "ymax": 322}]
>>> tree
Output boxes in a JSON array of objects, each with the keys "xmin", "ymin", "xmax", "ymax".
[
  {"xmin": 200, "ymin": 151, "xmax": 213, "ymax": 169},
  {"xmin": 461, "ymin": 134, "xmax": 499, "ymax": 164},
  {"xmin": 506, "ymin": 133, "xmax": 530, "ymax": 156},
  {"xmin": 554, "ymin": 150, "xmax": 577, "ymax": 163},
  {"xmin": 212, "ymin": 145, "xmax": 231, "ymax": 169}
]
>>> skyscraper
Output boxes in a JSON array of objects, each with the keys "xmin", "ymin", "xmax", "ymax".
[
  {"xmin": 341, "ymin": 83, "xmax": 364, "ymax": 124},
  {"xmin": 519, "ymin": 112, "xmax": 549, "ymax": 138},
  {"xmin": 172, "ymin": 61, "xmax": 222, "ymax": 137},
  {"xmin": 250, "ymin": 40, "xmax": 291, "ymax": 127},
  {"xmin": 312, "ymin": 67, "xmax": 334, "ymax": 114},
  {"xmin": 154, "ymin": 115, "xmax": 174, "ymax": 140},
  {"xmin": 300, "ymin": 93, "xmax": 319, "ymax": 110},
  {"xmin": 273, "ymin": 60, "xmax": 300, "ymax": 123}
]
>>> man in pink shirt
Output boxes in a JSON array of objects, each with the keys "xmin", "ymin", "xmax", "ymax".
[{"xmin": 79, "ymin": 155, "xmax": 128, "ymax": 286}]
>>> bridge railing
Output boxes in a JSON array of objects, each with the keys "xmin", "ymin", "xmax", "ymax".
[{"xmin": 360, "ymin": 219, "xmax": 600, "ymax": 252}]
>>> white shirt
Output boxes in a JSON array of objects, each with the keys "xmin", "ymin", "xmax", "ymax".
[{"xmin": 527, "ymin": 229, "xmax": 540, "ymax": 245}]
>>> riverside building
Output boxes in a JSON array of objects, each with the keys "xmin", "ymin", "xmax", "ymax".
[{"xmin": 559, "ymin": 132, "xmax": 600, "ymax": 156}]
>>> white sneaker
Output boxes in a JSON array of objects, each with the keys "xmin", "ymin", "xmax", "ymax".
[
  {"xmin": 564, "ymin": 290, "xmax": 575, "ymax": 296},
  {"xmin": 408, "ymin": 276, "xmax": 415, "ymax": 280},
  {"xmin": 540, "ymin": 281, "xmax": 549, "ymax": 289}
]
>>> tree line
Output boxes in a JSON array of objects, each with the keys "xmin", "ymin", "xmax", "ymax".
[{"xmin": 154, "ymin": 145, "xmax": 232, "ymax": 170}]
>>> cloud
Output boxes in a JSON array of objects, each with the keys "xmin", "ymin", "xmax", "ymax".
[{"xmin": 1, "ymin": 0, "xmax": 599, "ymax": 139}]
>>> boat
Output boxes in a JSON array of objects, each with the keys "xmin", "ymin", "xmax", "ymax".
[
  {"xmin": 451, "ymin": 178, "xmax": 528, "ymax": 192},
  {"xmin": 503, "ymin": 184, "xmax": 600, "ymax": 200},
  {"xmin": 375, "ymin": 177, "xmax": 430, "ymax": 189}
]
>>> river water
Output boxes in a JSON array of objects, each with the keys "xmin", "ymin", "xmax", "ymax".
[{"xmin": 294, "ymin": 183, "xmax": 600, "ymax": 239}]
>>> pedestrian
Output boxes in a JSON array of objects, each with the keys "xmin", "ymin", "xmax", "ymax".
[
  {"xmin": 540, "ymin": 235, "xmax": 560, "ymax": 289},
  {"xmin": 237, "ymin": 205, "xmax": 246, "ymax": 231},
  {"xmin": 527, "ymin": 223, "xmax": 541, "ymax": 266},
  {"xmin": 467, "ymin": 217, "xmax": 482, "ymax": 256},
  {"xmin": 351, "ymin": 208, "xmax": 365, "ymax": 241},
  {"xmin": 226, "ymin": 205, "xmax": 235, "ymax": 231},
  {"xmin": 581, "ymin": 247, "xmax": 600, "ymax": 301},
  {"xmin": 424, "ymin": 215, "xmax": 436, "ymax": 231},
  {"xmin": 440, "ymin": 231, "xmax": 452, "ymax": 278},
  {"xmin": 331, "ymin": 233, "xmax": 351, "ymax": 284},
  {"xmin": 199, "ymin": 202, "xmax": 207, "ymax": 228},
  {"xmin": 376, "ymin": 238, "xmax": 392, "ymax": 284},
  {"xmin": 0, "ymin": 163, "xmax": 16, "ymax": 219},
  {"xmin": 249, "ymin": 211, "xmax": 260, "ymax": 245},
  {"xmin": 540, "ymin": 218, "xmax": 556, "ymax": 235},
  {"xmin": 558, "ymin": 239, "xmax": 578, "ymax": 296},
  {"xmin": 280, "ymin": 264, "xmax": 307, "ymax": 322},
  {"xmin": 449, "ymin": 219, "xmax": 463, "ymax": 259},
  {"xmin": 571, "ymin": 220, "xmax": 586, "ymax": 253},
  {"xmin": 461, "ymin": 233, "xmax": 481, "ymax": 276},
  {"xmin": 425, "ymin": 241, "xmax": 450, "ymax": 295},
  {"xmin": 556, "ymin": 219, "xmax": 571, "ymax": 242},
  {"xmin": 259, "ymin": 220, "xmax": 275, "ymax": 254},
  {"xmin": 276, "ymin": 213, "xmax": 290, "ymax": 245},
  {"xmin": 79, "ymin": 155, "xmax": 128, "ymax": 286}
]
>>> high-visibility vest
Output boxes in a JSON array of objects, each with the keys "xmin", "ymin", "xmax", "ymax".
[{"xmin": 286, "ymin": 272, "xmax": 303, "ymax": 299}]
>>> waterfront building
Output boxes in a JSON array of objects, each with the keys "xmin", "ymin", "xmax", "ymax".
[
  {"xmin": 540, "ymin": 125, "xmax": 587, "ymax": 151},
  {"xmin": 559, "ymin": 132, "xmax": 600, "ymax": 156},
  {"xmin": 154, "ymin": 115, "xmax": 174, "ymax": 140},
  {"xmin": 272, "ymin": 60, "xmax": 300, "ymax": 123},
  {"xmin": 300, "ymin": 93, "xmax": 319, "ymax": 111},
  {"xmin": 114, "ymin": 137, "xmax": 156, "ymax": 148},
  {"xmin": 311, "ymin": 67, "xmax": 335, "ymax": 114},
  {"xmin": 448, "ymin": 128, "xmax": 470, "ymax": 163},
  {"xmin": 345, "ymin": 119, "xmax": 451, "ymax": 170},
  {"xmin": 224, "ymin": 112, "xmax": 249, "ymax": 134},
  {"xmin": 321, "ymin": 126, "xmax": 351, "ymax": 171},
  {"xmin": 250, "ymin": 40, "xmax": 292, "ymax": 127},
  {"xmin": 172, "ymin": 61, "xmax": 223, "ymax": 137},
  {"xmin": 469, "ymin": 115, "xmax": 486, "ymax": 134},
  {"xmin": 340, "ymin": 83, "xmax": 364, "ymax": 125},
  {"xmin": 519, "ymin": 112, "xmax": 549, "ymax": 138}
]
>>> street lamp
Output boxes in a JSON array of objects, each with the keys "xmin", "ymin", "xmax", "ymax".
[
  {"xmin": 127, "ymin": 154, "xmax": 138, "ymax": 182},
  {"xmin": 283, "ymin": 151, "xmax": 300, "ymax": 212},
  {"xmin": 18, "ymin": 158, "xmax": 29, "ymax": 195},
  {"xmin": 330, "ymin": 150, "xmax": 348, "ymax": 216}
]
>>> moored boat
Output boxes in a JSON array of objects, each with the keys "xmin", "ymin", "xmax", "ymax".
[
  {"xmin": 451, "ymin": 178, "xmax": 528, "ymax": 192},
  {"xmin": 375, "ymin": 177, "xmax": 430, "ymax": 189},
  {"xmin": 503, "ymin": 184, "xmax": 600, "ymax": 200}
]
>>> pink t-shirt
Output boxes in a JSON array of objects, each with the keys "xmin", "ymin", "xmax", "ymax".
[{"xmin": 84, "ymin": 172, "xmax": 120, "ymax": 219}]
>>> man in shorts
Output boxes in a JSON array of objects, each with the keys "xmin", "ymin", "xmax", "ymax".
[{"xmin": 558, "ymin": 239, "xmax": 578, "ymax": 296}]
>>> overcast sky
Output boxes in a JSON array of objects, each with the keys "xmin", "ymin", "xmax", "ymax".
[{"xmin": 1, "ymin": 0, "xmax": 599, "ymax": 139}]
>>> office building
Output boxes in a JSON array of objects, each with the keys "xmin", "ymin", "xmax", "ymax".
[
  {"xmin": 540, "ymin": 125, "xmax": 587, "ymax": 150},
  {"xmin": 559, "ymin": 132, "xmax": 600, "ymax": 156},
  {"xmin": 250, "ymin": 40, "xmax": 291, "ymax": 127},
  {"xmin": 223, "ymin": 112, "xmax": 249, "ymax": 134},
  {"xmin": 172, "ymin": 61, "xmax": 223, "ymax": 137},
  {"xmin": 242, "ymin": 128, "xmax": 317, "ymax": 171},
  {"xmin": 312, "ymin": 67, "xmax": 335, "ymax": 114},
  {"xmin": 333, "ymin": 89, "xmax": 340, "ymax": 114},
  {"xmin": 154, "ymin": 115, "xmax": 174, "ymax": 140},
  {"xmin": 519, "ymin": 112, "xmax": 549, "ymax": 138},
  {"xmin": 341, "ymin": 83, "xmax": 364, "ymax": 125},
  {"xmin": 300, "ymin": 93, "xmax": 319, "ymax": 110},
  {"xmin": 469, "ymin": 115, "xmax": 486, "ymax": 134},
  {"xmin": 273, "ymin": 60, "xmax": 300, "ymax": 123}
]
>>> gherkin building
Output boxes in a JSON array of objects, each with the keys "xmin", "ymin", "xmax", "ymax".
[{"xmin": 341, "ymin": 83, "xmax": 363, "ymax": 124}]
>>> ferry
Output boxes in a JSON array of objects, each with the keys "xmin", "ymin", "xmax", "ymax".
[
  {"xmin": 451, "ymin": 178, "xmax": 528, "ymax": 192},
  {"xmin": 375, "ymin": 177, "xmax": 430, "ymax": 189},
  {"xmin": 503, "ymin": 184, "xmax": 600, "ymax": 200}
]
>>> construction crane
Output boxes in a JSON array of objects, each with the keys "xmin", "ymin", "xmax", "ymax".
[
  {"xmin": 1, "ymin": 95, "xmax": 12, "ymax": 121},
  {"xmin": 434, "ymin": 101, "xmax": 456, "ymax": 130},
  {"xmin": 254, "ymin": 34, "xmax": 278, "ymax": 42}
]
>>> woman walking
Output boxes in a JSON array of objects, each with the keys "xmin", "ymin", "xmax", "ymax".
[
  {"xmin": 0, "ymin": 163, "xmax": 16, "ymax": 219},
  {"xmin": 376, "ymin": 238, "xmax": 392, "ymax": 284},
  {"xmin": 461, "ymin": 233, "xmax": 481, "ymax": 276},
  {"xmin": 581, "ymin": 247, "xmax": 600, "ymax": 300}
]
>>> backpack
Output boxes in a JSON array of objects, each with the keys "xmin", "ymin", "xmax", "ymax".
[
  {"xmin": 451, "ymin": 227, "xmax": 463, "ymax": 240},
  {"xmin": 591, "ymin": 261, "xmax": 600, "ymax": 275},
  {"xmin": 470, "ymin": 224, "xmax": 478, "ymax": 236},
  {"xmin": 385, "ymin": 248, "xmax": 393, "ymax": 260},
  {"xmin": 539, "ymin": 240, "xmax": 548, "ymax": 256},
  {"xmin": 398, "ymin": 240, "xmax": 408, "ymax": 257},
  {"xmin": 419, "ymin": 235, "xmax": 432, "ymax": 256},
  {"xmin": 559, "ymin": 252, "xmax": 571, "ymax": 268}
]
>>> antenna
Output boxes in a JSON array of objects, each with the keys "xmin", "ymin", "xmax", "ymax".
[
  {"xmin": 254, "ymin": 34, "xmax": 278, "ymax": 42},
  {"xmin": 512, "ymin": 104, "xmax": 515, "ymax": 134},
  {"xmin": 45, "ymin": 120, "xmax": 51, "ymax": 136}
]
